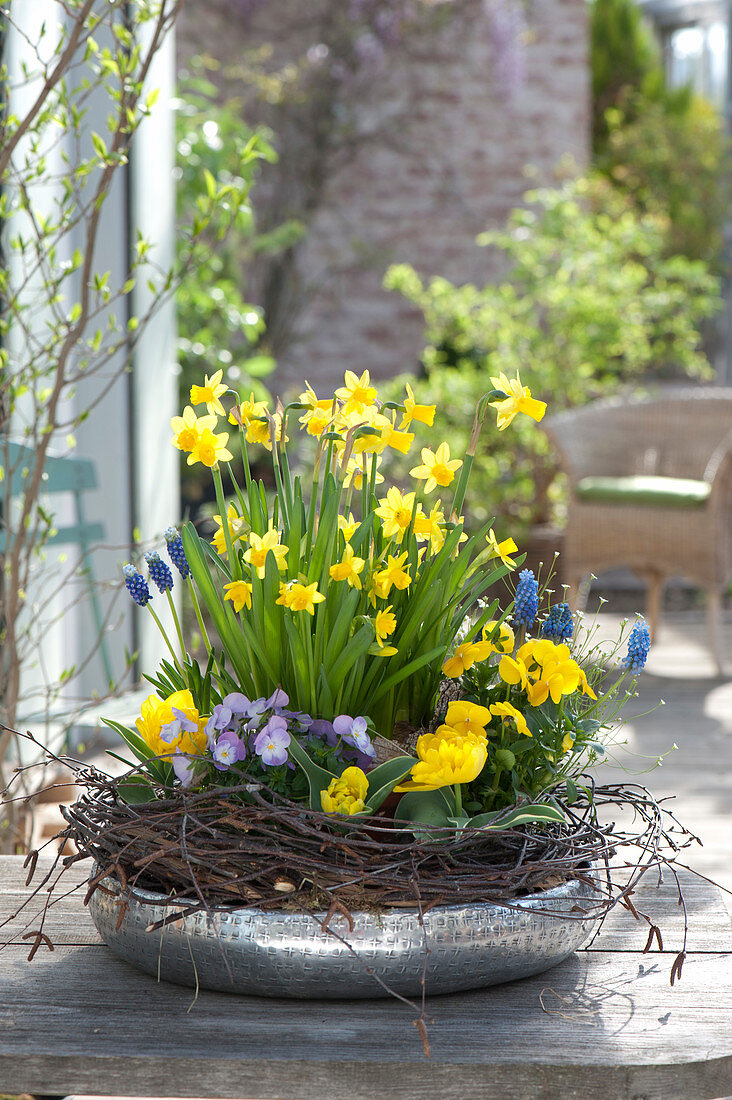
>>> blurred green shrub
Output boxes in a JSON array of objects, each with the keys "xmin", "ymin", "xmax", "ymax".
[{"xmin": 384, "ymin": 176, "xmax": 721, "ymax": 532}]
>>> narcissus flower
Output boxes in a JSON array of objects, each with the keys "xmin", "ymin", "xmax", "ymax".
[
  {"xmin": 490, "ymin": 701, "xmax": 532, "ymax": 738},
  {"xmin": 410, "ymin": 441, "xmax": 462, "ymax": 493},
  {"xmin": 335, "ymin": 369, "xmax": 378, "ymax": 415},
  {"xmin": 244, "ymin": 529, "xmax": 288, "ymax": 578},
  {"xmin": 213, "ymin": 503, "xmax": 248, "ymax": 556},
  {"xmin": 375, "ymin": 487, "xmax": 416, "ymax": 540},
  {"xmin": 329, "ymin": 543, "xmax": 365, "ymax": 589},
  {"xmin": 400, "ymin": 382, "xmax": 435, "ymax": 431},
  {"xmin": 413, "ymin": 502, "xmax": 445, "ymax": 553},
  {"xmin": 187, "ymin": 427, "xmax": 233, "ymax": 468},
  {"xmin": 371, "ymin": 551, "xmax": 411, "ymax": 600},
  {"xmin": 373, "ymin": 605, "xmax": 397, "ymax": 648},
  {"xmin": 276, "ymin": 580, "xmax": 325, "ymax": 615},
  {"xmin": 338, "ymin": 512, "xmax": 359, "ymax": 543},
  {"xmin": 486, "ymin": 528, "xmax": 518, "ymax": 569},
  {"xmin": 171, "ymin": 406, "xmax": 217, "ymax": 453},
  {"xmin": 489, "ymin": 371, "xmax": 547, "ymax": 430},
  {"xmin": 320, "ymin": 766, "xmax": 369, "ymax": 815},
  {"xmin": 378, "ymin": 422, "xmax": 414, "ymax": 455},
  {"xmin": 190, "ymin": 369, "xmax": 227, "ymax": 416},
  {"xmin": 245, "ymin": 411, "xmax": 287, "ymax": 451},
  {"xmin": 223, "ymin": 579, "xmax": 253, "ymax": 612},
  {"xmin": 229, "ymin": 393, "xmax": 268, "ymax": 428},
  {"xmin": 343, "ymin": 455, "xmax": 384, "ymax": 490}
]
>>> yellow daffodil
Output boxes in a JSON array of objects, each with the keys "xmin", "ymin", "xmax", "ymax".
[
  {"xmin": 482, "ymin": 620, "xmax": 515, "ymax": 655},
  {"xmin": 229, "ymin": 393, "xmax": 268, "ymax": 428},
  {"xmin": 187, "ymin": 427, "xmax": 233, "ymax": 468},
  {"xmin": 490, "ymin": 701, "xmax": 532, "ymax": 738},
  {"xmin": 371, "ymin": 551, "xmax": 411, "ymax": 599},
  {"xmin": 223, "ymin": 579, "xmax": 253, "ymax": 612},
  {"xmin": 329, "ymin": 543, "xmax": 365, "ymax": 589},
  {"xmin": 375, "ymin": 487, "xmax": 416, "ymax": 540},
  {"xmin": 190, "ymin": 368, "xmax": 227, "ymax": 416},
  {"xmin": 338, "ymin": 512, "xmax": 359, "ymax": 543},
  {"xmin": 276, "ymin": 580, "xmax": 325, "ymax": 615},
  {"xmin": 413, "ymin": 502, "xmax": 445, "ymax": 553},
  {"xmin": 489, "ymin": 371, "xmax": 547, "ymax": 431},
  {"xmin": 410, "ymin": 441, "xmax": 462, "ymax": 493},
  {"xmin": 343, "ymin": 455, "xmax": 384, "ymax": 490},
  {"xmin": 244, "ymin": 528, "xmax": 288, "ymax": 578},
  {"xmin": 444, "ymin": 700, "xmax": 492, "ymax": 738},
  {"xmin": 320, "ymin": 767, "xmax": 369, "ymax": 815},
  {"xmin": 136, "ymin": 689, "xmax": 207, "ymax": 757},
  {"xmin": 394, "ymin": 735, "xmax": 488, "ymax": 793},
  {"xmin": 486, "ymin": 528, "xmax": 519, "ymax": 569},
  {"xmin": 400, "ymin": 382, "xmax": 435, "ymax": 431},
  {"xmin": 245, "ymin": 411, "xmax": 288, "ymax": 451},
  {"xmin": 335, "ymin": 369, "xmax": 378, "ymax": 415},
  {"xmin": 298, "ymin": 383, "xmax": 334, "ymax": 437},
  {"xmin": 212, "ymin": 503, "xmax": 248, "ymax": 556},
  {"xmin": 378, "ymin": 421, "xmax": 414, "ymax": 455},
  {"xmin": 442, "ymin": 640, "xmax": 492, "ymax": 678},
  {"xmin": 374, "ymin": 605, "xmax": 397, "ymax": 648},
  {"xmin": 171, "ymin": 406, "xmax": 217, "ymax": 453}
]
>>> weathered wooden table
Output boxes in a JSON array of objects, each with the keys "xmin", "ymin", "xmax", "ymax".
[{"xmin": 1, "ymin": 855, "xmax": 731, "ymax": 1100}]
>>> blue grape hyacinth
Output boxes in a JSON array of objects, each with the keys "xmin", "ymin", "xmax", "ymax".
[
  {"xmin": 122, "ymin": 563, "xmax": 151, "ymax": 607},
  {"xmin": 540, "ymin": 601, "xmax": 573, "ymax": 642},
  {"xmin": 165, "ymin": 526, "xmax": 191, "ymax": 578},
  {"xmin": 622, "ymin": 619, "xmax": 651, "ymax": 670},
  {"xmin": 145, "ymin": 550, "xmax": 174, "ymax": 593},
  {"xmin": 513, "ymin": 569, "xmax": 539, "ymax": 628}
]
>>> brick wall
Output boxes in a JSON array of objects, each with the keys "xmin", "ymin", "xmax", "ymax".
[{"xmin": 178, "ymin": 0, "xmax": 590, "ymax": 397}]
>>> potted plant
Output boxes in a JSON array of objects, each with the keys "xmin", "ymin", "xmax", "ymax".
[{"xmin": 25, "ymin": 368, "xmax": 691, "ymax": 1020}]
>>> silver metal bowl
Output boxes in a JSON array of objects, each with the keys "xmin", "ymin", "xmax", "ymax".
[{"xmin": 88, "ymin": 870, "xmax": 603, "ymax": 999}]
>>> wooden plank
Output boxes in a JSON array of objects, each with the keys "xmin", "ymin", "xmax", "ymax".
[{"xmin": 0, "ymin": 944, "xmax": 730, "ymax": 1099}]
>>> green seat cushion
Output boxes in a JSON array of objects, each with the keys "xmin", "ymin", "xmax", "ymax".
[{"xmin": 576, "ymin": 475, "xmax": 711, "ymax": 509}]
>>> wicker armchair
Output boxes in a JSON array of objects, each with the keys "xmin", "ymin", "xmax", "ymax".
[{"xmin": 543, "ymin": 388, "xmax": 732, "ymax": 674}]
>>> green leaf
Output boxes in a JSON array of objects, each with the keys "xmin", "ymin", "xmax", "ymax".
[
  {"xmin": 287, "ymin": 735, "xmax": 337, "ymax": 811},
  {"xmin": 118, "ymin": 776, "xmax": 157, "ymax": 804},
  {"xmin": 394, "ymin": 786, "xmax": 455, "ymax": 829},
  {"xmin": 468, "ymin": 803, "xmax": 567, "ymax": 830},
  {"xmin": 361, "ymin": 755, "xmax": 414, "ymax": 812}
]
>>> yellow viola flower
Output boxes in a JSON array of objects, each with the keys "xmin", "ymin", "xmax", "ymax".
[
  {"xmin": 372, "ymin": 551, "xmax": 411, "ymax": 598},
  {"xmin": 489, "ymin": 371, "xmax": 547, "ymax": 431},
  {"xmin": 374, "ymin": 605, "xmax": 397, "ymax": 648},
  {"xmin": 244, "ymin": 528, "xmax": 289, "ymax": 578},
  {"xmin": 561, "ymin": 732, "xmax": 574, "ymax": 754},
  {"xmin": 223, "ymin": 579, "xmax": 253, "ymax": 612},
  {"xmin": 136, "ymin": 689, "xmax": 207, "ymax": 758},
  {"xmin": 444, "ymin": 700, "xmax": 492, "ymax": 738},
  {"xmin": 276, "ymin": 580, "xmax": 325, "ymax": 615},
  {"xmin": 329, "ymin": 543, "xmax": 365, "ymax": 589},
  {"xmin": 490, "ymin": 701, "xmax": 532, "ymax": 738},
  {"xmin": 410, "ymin": 441, "xmax": 462, "ymax": 493},
  {"xmin": 394, "ymin": 735, "xmax": 487, "ymax": 793},
  {"xmin": 482, "ymin": 620, "xmax": 516, "ymax": 655},
  {"xmin": 498, "ymin": 654, "xmax": 529, "ymax": 689},
  {"xmin": 375, "ymin": 487, "xmax": 416, "ymax": 540},
  {"xmin": 335, "ymin": 369, "xmax": 378, "ymax": 415},
  {"xmin": 338, "ymin": 512, "xmax": 359, "ymax": 543},
  {"xmin": 171, "ymin": 406, "xmax": 217, "ymax": 453},
  {"xmin": 400, "ymin": 382, "xmax": 436, "ymax": 431},
  {"xmin": 578, "ymin": 666, "xmax": 598, "ymax": 700},
  {"xmin": 212, "ymin": 503, "xmax": 248, "ymax": 556},
  {"xmin": 229, "ymin": 393, "xmax": 268, "ymax": 428},
  {"xmin": 187, "ymin": 427, "xmax": 233, "ymax": 468},
  {"xmin": 190, "ymin": 368, "xmax": 227, "ymax": 417},
  {"xmin": 486, "ymin": 528, "xmax": 519, "ymax": 569},
  {"xmin": 320, "ymin": 767, "xmax": 369, "ymax": 815},
  {"xmin": 442, "ymin": 641, "xmax": 492, "ymax": 678}
]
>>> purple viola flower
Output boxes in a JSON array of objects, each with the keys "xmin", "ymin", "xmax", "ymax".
[
  {"xmin": 172, "ymin": 751, "xmax": 196, "ymax": 787},
  {"xmin": 159, "ymin": 707, "xmax": 199, "ymax": 744},
  {"xmin": 333, "ymin": 714, "xmax": 375, "ymax": 759},
  {"xmin": 205, "ymin": 704, "xmax": 235, "ymax": 744},
  {"xmin": 212, "ymin": 730, "xmax": 247, "ymax": 770},
  {"xmin": 253, "ymin": 716, "xmax": 291, "ymax": 766},
  {"xmin": 309, "ymin": 718, "xmax": 339, "ymax": 746},
  {"xmin": 265, "ymin": 688, "xmax": 290, "ymax": 711},
  {"xmin": 223, "ymin": 692, "xmax": 253, "ymax": 716}
]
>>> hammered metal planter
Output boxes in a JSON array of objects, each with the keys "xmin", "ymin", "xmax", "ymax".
[{"xmin": 89, "ymin": 871, "xmax": 602, "ymax": 999}]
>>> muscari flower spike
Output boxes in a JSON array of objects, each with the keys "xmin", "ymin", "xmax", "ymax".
[
  {"xmin": 164, "ymin": 526, "xmax": 191, "ymax": 578},
  {"xmin": 623, "ymin": 620, "xmax": 651, "ymax": 671},
  {"xmin": 513, "ymin": 568, "xmax": 538, "ymax": 628},
  {"xmin": 122, "ymin": 563, "xmax": 151, "ymax": 607},
  {"xmin": 145, "ymin": 550, "xmax": 174, "ymax": 593},
  {"xmin": 540, "ymin": 601, "xmax": 574, "ymax": 642}
]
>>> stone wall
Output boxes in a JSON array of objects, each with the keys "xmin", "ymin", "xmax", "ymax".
[{"xmin": 178, "ymin": 0, "xmax": 590, "ymax": 397}]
